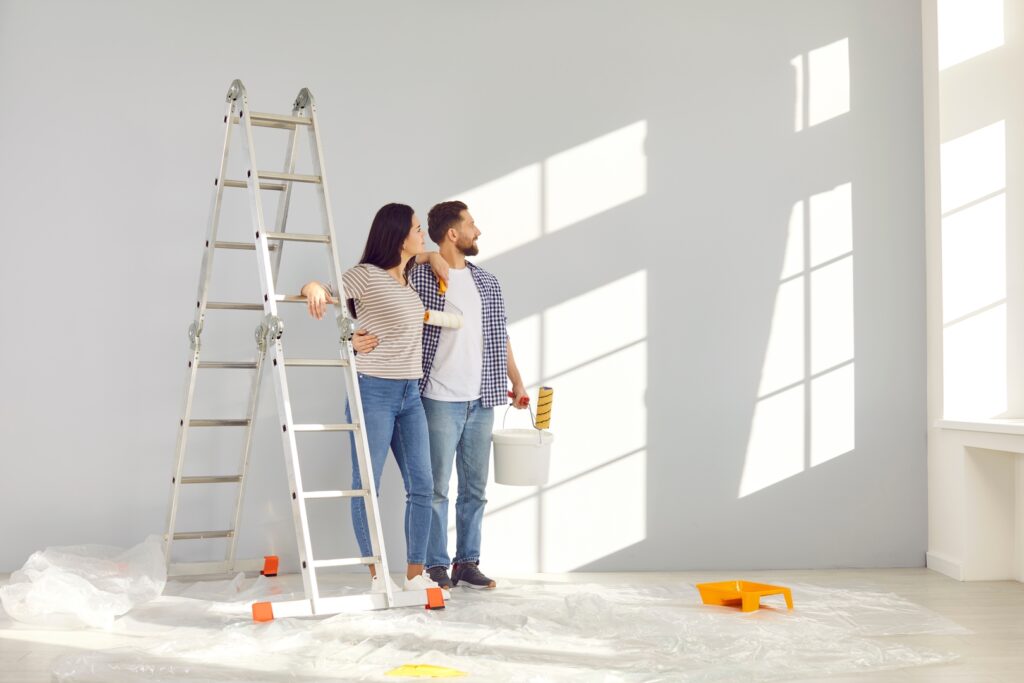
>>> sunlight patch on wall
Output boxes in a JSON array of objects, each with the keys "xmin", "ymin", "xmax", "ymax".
[
  {"xmin": 542, "ymin": 270, "xmax": 646, "ymax": 377},
  {"xmin": 810, "ymin": 363, "xmax": 855, "ymax": 467},
  {"xmin": 943, "ymin": 305, "xmax": 1007, "ymax": 417},
  {"xmin": 942, "ymin": 194, "xmax": 1006, "ymax": 323},
  {"xmin": 757, "ymin": 277, "xmax": 804, "ymax": 397},
  {"xmin": 739, "ymin": 386, "xmax": 805, "ymax": 498},
  {"xmin": 810, "ymin": 256, "xmax": 854, "ymax": 375},
  {"xmin": 940, "ymin": 120, "xmax": 1007, "ymax": 418},
  {"xmin": 808, "ymin": 38, "xmax": 850, "ymax": 127},
  {"xmin": 544, "ymin": 121, "xmax": 647, "ymax": 233},
  {"xmin": 940, "ymin": 121, "xmax": 1005, "ymax": 213},
  {"xmin": 480, "ymin": 271, "xmax": 648, "ymax": 570},
  {"xmin": 740, "ymin": 184, "xmax": 855, "ymax": 498},
  {"xmin": 450, "ymin": 164, "xmax": 541, "ymax": 260},
  {"xmin": 937, "ymin": 0, "xmax": 1004, "ymax": 71},
  {"xmin": 542, "ymin": 449, "xmax": 646, "ymax": 571},
  {"xmin": 452, "ymin": 121, "xmax": 647, "ymax": 259}
]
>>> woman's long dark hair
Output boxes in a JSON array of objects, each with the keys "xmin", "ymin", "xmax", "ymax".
[{"xmin": 359, "ymin": 203, "xmax": 416, "ymax": 282}]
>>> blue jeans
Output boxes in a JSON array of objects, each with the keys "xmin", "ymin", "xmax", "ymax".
[
  {"xmin": 347, "ymin": 374, "xmax": 433, "ymax": 565},
  {"xmin": 422, "ymin": 397, "xmax": 494, "ymax": 569}
]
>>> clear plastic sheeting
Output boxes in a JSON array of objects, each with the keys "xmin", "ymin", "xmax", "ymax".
[
  {"xmin": 50, "ymin": 575, "xmax": 965, "ymax": 682},
  {"xmin": 0, "ymin": 535, "xmax": 166, "ymax": 629}
]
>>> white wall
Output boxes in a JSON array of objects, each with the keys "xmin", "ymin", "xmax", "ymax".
[
  {"xmin": 924, "ymin": 0, "xmax": 1024, "ymax": 581},
  {"xmin": 0, "ymin": 0, "xmax": 927, "ymax": 573}
]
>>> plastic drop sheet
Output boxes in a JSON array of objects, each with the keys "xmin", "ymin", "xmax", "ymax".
[
  {"xmin": 0, "ymin": 535, "xmax": 166, "ymax": 630},
  {"xmin": 49, "ymin": 575, "xmax": 967, "ymax": 682}
]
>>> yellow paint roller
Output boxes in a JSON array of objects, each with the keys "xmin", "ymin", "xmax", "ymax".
[
  {"xmin": 509, "ymin": 386, "xmax": 554, "ymax": 429},
  {"xmin": 534, "ymin": 386, "xmax": 553, "ymax": 429}
]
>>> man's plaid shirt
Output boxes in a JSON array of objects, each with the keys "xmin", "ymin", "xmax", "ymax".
[{"xmin": 409, "ymin": 262, "xmax": 508, "ymax": 408}]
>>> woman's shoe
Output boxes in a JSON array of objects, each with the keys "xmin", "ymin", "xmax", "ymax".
[
  {"xmin": 404, "ymin": 572, "xmax": 451, "ymax": 599},
  {"xmin": 370, "ymin": 573, "xmax": 401, "ymax": 594}
]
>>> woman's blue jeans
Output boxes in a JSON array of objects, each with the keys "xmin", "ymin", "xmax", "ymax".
[{"xmin": 347, "ymin": 374, "xmax": 433, "ymax": 566}]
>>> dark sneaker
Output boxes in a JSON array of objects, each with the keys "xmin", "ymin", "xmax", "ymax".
[
  {"xmin": 427, "ymin": 565, "xmax": 453, "ymax": 590},
  {"xmin": 452, "ymin": 562, "xmax": 496, "ymax": 589}
]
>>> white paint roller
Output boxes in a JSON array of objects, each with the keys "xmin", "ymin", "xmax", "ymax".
[{"xmin": 424, "ymin": 310, "xmax": 462, "ymax": 329}]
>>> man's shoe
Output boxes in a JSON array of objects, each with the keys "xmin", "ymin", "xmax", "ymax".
[
  {"xmin": 452, "ymin": 562, "xmax": 496, "ymax": 589},
  {"xmin": 404, "ymin": 572, "xmax": 451, "ymax": 599},
  {"xmin": 427, "ymin": 566, "xmax": 454, "ymax": 590}
]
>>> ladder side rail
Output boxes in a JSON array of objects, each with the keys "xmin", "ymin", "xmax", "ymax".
[
  {"xmin": 268, "ymin": 110, "xmax": 302, "ymax": 282},
  {"xmin": 224, "ymin": 95, "xmax": 301, "ymax": 569},
  {"xmin": 224, "ymin": 342, "xmax": 270, "ymax": 569},
  {"xmin": 235, "ymin": 83, "xmax": 323, "ymax": 607},
  {"xmin": 165, "ymin": 91, "xmax": 239, "ymax": 565},
  {"xmin": 303, "ymin": 88, "xmax": 394, "ymax": 605}
]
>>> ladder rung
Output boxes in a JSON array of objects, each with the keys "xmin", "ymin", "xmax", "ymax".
[
  {"xmin": 206, "ymin": 302, "xmax": 264, "ymax": 311},
  {"xmin": 213, "ymin": 240, "xmax": 277, "ymax": 251},
  {"xmin": 310, "ymin": 557, "xmax": 376, "ymax": 569},
  {"xmin": 198, "ymin": 361, "xmax": 258, "ymax": 369},
  {"xmin": 284, "ymin": 358, "xmax": 348, "ymax": 367},
  {"xmin": 243, "ymin": 112, "xmax": 312, "ymax": 128},
  {"xmin": 173, "ymin": 530, "xmax": 234, "ymax": 540},
  {"xmin": 264, "ymin": 232, "xmax": 330, "ymax": 244},
  {"xmin": 180, "ymin": 475, "xmax": 243, "ymax": 484},
  {"xmin": 189, "ymin": 419, "xmax": 251, "ymax": 427},
  {"xmin": 302, "ymin": 489, "xmax": 367, "ymax": 499},
  {"xmin": 223, "ymin": 179, "xmax": 286, "ymax": 192},
  {"xmin": 291, "ymin": 423, "xmax": 359, "ymax": 432},
  {"xmin": 275, "ymin": 295, "xmax": 314, "ymax": 304},
  {"xmin": 251, "ymin": 111, "xmax": 311, "ymax": 127},
  {"xmin": 259, "ymin": 171, "xmax": 322, "ymax": 184}
]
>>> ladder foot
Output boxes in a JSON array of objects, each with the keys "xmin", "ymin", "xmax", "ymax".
[
  {"xmin": 424, "ymin": 586, "xmax": 446, "ymax": 610},
  {"xmin": 260, "ymin": 555, "xmax": 279, "ymax": 577},
  {"xmin": 252, "ymin": 601, "xmax": 274, "ymax": 622}
]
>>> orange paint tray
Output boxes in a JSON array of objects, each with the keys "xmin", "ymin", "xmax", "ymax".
[{"xmin": 696, "ymin": 580, "xmax": 794, "ymax": 612}]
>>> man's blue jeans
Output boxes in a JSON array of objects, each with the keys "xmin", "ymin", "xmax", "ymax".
[
  {"xmin": 347, "ymin": 374, "xmax": 433, "ymax": 565},
  {"xmin": 421, "ymin": 397, "xmax": 494, "ymax": 569}
]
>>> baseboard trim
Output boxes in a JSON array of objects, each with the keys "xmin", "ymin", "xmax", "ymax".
[{"xmin": 927, "ymin": 551, "xmax": 964, "ymax": 581}]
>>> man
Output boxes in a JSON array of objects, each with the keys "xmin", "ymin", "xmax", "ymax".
[{"xmin": 355, "ymin": 200, "xmax": 527, "ymax": 590}]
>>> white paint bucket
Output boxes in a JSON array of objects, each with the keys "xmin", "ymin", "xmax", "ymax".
[{"xmin": 492, "ymin": 428, "xmax": 554, "ymax": 486}]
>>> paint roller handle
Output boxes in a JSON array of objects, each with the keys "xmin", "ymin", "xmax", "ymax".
[{"xmin": 508, "ymin": 391, "xmax": 530, "ymax": 407}]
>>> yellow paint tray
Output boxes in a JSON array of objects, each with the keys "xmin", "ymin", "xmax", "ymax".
[{"xmin": 696, "ymin": 580, "xmax": 794, "ymax": 612}]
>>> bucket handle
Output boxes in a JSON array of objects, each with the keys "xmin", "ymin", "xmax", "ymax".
[{"xmin": 502, "ymin": 402, "xmax": 543, "ymax": 444}]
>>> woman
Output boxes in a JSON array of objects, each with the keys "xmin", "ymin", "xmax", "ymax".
[{"xmin": 301, "ymin": 203, "xmax": 438, "ymax": 594}]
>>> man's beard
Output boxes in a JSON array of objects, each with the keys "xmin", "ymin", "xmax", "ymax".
[{"xmin": 459, "ymin": 238, "xmax": 479, "ymax": 256}]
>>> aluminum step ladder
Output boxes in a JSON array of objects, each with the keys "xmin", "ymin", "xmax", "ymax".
[{"xmin": 164, "ymin": 79, "xmax": 445, "ymax": 620}]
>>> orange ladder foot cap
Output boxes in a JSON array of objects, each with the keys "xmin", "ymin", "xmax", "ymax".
[
  {"xmin": 252, "ymin": 601, "xmax": 274, "ymax": 622},
  {"xmin": 425, "ymin": 587, "xmax": 446, "ymax": 610},
  {"xmin": 261, "ymin": 555, "xmax": 279, "ymax": 577}
]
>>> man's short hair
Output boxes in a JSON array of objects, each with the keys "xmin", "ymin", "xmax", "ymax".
[{"xmin": 427, "ymin": 200, "xmax": 468, "ymax": 245}]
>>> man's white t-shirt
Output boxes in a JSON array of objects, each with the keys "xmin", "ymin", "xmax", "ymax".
[{"xmin": 422, "ymin": 267, "xmax": 483, "ymax": 401}]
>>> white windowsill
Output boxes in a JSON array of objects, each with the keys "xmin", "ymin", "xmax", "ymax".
[{"xmin": 935, "ymin": 418, "xmax": 1024, "ymax": 436}]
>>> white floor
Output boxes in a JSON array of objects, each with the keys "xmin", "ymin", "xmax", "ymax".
[{"xmin": 1, "ymin": 568, "xmax": 1023, "ymax": 682}]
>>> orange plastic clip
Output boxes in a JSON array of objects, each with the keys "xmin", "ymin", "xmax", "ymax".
[
  {"xmin": 252, "ymin": 601, "xmax": 274, "ymax": 622},
  {"xmin": 261, "ymin": 555, "xmax": 279, "ymax": 577},
  {"xmin": 438, "ymin": 277, "xmax": 447, "ymax": 294},
  {"xmin": 424, "ymin": 586, "xmax": 446, "ymax": 610},
  {"xmin": 507, "ymin": 391, "xmax": 529, "ymax": 407}
]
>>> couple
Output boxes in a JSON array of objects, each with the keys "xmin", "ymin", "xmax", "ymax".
[{"xmin": 300, "ymin": 201, "xmax": 528, "ymax": 596}]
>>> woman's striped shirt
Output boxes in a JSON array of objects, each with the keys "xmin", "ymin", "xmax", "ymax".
[{"xmin": 339, "ymin": 264, "xmax": 424, "ymax": 380}]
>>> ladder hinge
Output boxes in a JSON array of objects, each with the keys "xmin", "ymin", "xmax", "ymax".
[
  {"xmin": 256, "ymin": 315, "xmax": 284, "ymax": 351},
  {"xmin": 188, "ymin": 321, "xmax": 203, "ymax": 350},
  {"xmin": 337, "ymin": 316, "xmax": 356, "ymax": 344}
]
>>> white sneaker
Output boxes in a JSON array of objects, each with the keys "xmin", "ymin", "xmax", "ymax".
[
  {"xmin": 370, "ymin": 573, "xmax": 401, "ymax": 594},
  {"xmin": 404, "ymin": 572, "xmax": 451, "ymax": 599}
]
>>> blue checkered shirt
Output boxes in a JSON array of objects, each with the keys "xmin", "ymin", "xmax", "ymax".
[{"xmin": 409, "ymin": 262, "xmax": 508, "ymax": 408}]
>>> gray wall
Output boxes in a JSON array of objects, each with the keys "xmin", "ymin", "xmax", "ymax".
[{"xmin": 0, "ymin": 0, "xmax": 926, "ymax": 573}]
